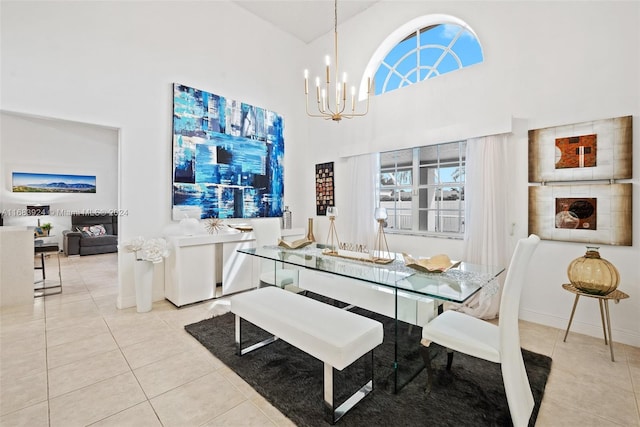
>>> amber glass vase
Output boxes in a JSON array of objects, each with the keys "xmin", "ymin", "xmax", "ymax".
[{"xmin": 567, "ymin": 247, "xmax": 619, "ymax": 295}]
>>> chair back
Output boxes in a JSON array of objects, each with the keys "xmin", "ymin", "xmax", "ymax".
[
  {"xmin": 498, "ymin": 233, "xmax": 540, "ymax": 427},
  {"xmin": 251, "ymin": 218, "xmax": 286, "ymax": 285},
  {"xmin": 251, "ymin": 218, "xmax": 282, "ymax": 247},
  {"xmin": 499, "ymin": 234, "xmax": 540, "ymax": 343}
]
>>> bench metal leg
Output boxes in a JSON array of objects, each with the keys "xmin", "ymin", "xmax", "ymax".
[
  {"xmin": 323, "ymin": 350, "xmax": 374, "ymax": 425},
  {"xmin": 234, "ymin": 315, "xmax": 279, "ymax": 356}
]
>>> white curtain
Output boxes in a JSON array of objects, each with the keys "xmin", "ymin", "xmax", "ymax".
[
  {"xmin": 342, "ymin": 153, "xmax": 378, "ymax": 249},
  {"xmin": 456, "ymin": 133, "xmax": 510, "ymax": 319}
]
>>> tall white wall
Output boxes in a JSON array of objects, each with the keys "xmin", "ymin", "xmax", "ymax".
[
  {"xmin": 302, "ymin": 1, "xmax": 640, "ymax": 345},
  {"xmin": 0, "ymin": 1, "xmax": 308, "ymax": 308}
]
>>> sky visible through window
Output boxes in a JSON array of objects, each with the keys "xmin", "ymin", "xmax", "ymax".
[{"xmin": 374, "ymin": 23, "xmax": 483, "ymax": 95}]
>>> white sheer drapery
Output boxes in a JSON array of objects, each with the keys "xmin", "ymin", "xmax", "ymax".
[
  {"xmin": 342, "ymin": 153, "xmax": 378, "ymax": 249},
  {"xmin": 456, "ymin": 133, "xmax": 510, "ymax": 319}
]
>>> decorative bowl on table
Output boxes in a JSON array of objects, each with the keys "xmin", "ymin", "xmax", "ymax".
[
  {"xmin": 402, "ymin": 253, "xmax": 461, "ymax": 273},
  {"xmin": 232, "ymin": 224, "xmax": 253, "ymax": 232},
  {"xmin": 278, "ymin": 238, "xmax": 314, "ymax": 249}
]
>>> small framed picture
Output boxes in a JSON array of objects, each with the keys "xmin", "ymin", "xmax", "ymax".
[
  {"xmin": 529, "ymin": 183, "xmax": 631, "ymax": 246},
  {"xmin": 528, "ymin": 115, "xmax": 631, "ymax": 182}
]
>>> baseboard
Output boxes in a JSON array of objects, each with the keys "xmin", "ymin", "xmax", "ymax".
[{"xmin": 520, "ymin": 308, "xmax": 640, "ymax": 348}]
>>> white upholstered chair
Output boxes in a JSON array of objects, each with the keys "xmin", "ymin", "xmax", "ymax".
[
  {"xmin": 420, "ymin": 234, "xmax": 540, "ymax": 427},
  {"xmin": 251, "ymin": 218, "xmax": 298, "ymax": 289}
]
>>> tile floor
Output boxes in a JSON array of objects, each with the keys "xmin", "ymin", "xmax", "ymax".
[{"xmin": 1, "ymin": 253, "xmax": 639, "ymax": 426}]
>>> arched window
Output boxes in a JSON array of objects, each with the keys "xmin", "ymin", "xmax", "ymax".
[{"xmin": 360, "ymin": 15, "xmax": 483, "ymax": 97}]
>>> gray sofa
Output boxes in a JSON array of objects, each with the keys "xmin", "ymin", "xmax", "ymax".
[{"xmin": 63, "ymin": 214, "xmax": 118, "ymax": 256}]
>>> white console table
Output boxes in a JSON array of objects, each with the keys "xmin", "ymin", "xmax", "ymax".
[{"xmin": 164, "ymin": 228, "xmax": 303, "ymax": 307}]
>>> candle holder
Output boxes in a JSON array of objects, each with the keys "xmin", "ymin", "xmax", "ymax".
[
  {"xmin": 325, "ymin": 206, "xmax": 340, "ymax": 254},
  {"xmin": 373, "ymin": 207, "xmax": 393, "ymax": 263}
]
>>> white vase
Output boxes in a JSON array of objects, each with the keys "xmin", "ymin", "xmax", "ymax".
[
  {"xmin": 134, "ymin": 260, "xmax": 154, "ymax": 313},
  {"xmin": 180, "ymin": 217, "xmax": 201, "ymax": 236}
]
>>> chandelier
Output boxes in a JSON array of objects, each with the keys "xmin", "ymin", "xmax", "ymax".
[{"xmin": 303, "ymin": 0, "xmax": 373, "ymax": 122}]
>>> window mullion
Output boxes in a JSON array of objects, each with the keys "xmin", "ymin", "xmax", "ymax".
[{"xmin": 411, "ymin": 147, "xmax": 420, "ymax": 232}]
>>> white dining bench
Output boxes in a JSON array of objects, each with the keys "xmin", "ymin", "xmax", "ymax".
[{"xmin": 230, "ymin": 286, "xmax": 383, "ymax": 424}]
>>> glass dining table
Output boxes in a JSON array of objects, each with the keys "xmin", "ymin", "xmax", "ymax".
[{"xmin": 238, "ymin": 244, "xmax": 505, "ymax": 393}]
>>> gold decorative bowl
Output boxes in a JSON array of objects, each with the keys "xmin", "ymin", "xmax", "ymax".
[{"xmin": 403, "ymin": 253, "xmax": 460, "ymax": 273}]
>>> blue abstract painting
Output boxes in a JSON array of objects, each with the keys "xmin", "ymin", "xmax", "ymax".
[{"xmin": 172, "ymin": 83, "xmax": 284, "ymax": 219}]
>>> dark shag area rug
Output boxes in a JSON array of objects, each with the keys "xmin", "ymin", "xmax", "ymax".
[{"xmin": 185, "ymin": 297, "xmax": 552, "ymax": 427}]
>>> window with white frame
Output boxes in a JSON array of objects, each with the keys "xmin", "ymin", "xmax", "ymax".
[
  {"xmin": 369, "ymin": 20, "xmax": 483, "ymax": 96},
  {"xmin": 379, "ymin": 141, "xmax": 466, "ymax": 236}
]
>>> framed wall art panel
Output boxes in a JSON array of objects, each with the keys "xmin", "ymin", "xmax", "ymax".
[
  {"xmin": 528, "ymin": 183, "xmax": 632, "ymax": 246},
  {"xmin": 315, "ymin": 162, "xmax": 334, "ymax": 216},
  {"xmin": 528, "ymin": 115, "xmax": 632, "ymax": 182},
  {"xmin": 12, "ymin": 172, "xmax": 96, "ymax": 193},
  {"xmin": 171, "ymin": 83, "xmax": 284, "ymax": 220}
]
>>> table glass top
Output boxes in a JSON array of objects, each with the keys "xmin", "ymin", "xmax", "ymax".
[{"xmin": 239, "ymin": 244, "xmax": 504, "ymax": 303}]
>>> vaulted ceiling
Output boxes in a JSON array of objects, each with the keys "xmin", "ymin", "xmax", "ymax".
[{"xmin": 232, "ymin": 1, "xmax": 379, "ymax": 43}]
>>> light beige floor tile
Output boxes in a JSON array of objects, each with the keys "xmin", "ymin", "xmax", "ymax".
[
  {"xmin": 108, "ymin": 320, "xmax": 175, "ymax": 348},
  {"xmin": 88, "ymin": 401, "xmax": 162, "ymax": 427},
  {"xmin": 0, "ymin": 318, "xmax": 45, "ymax": 341},
  {"xmin": 202, "ymin": 400, "xmax": 277, "ymax": 426},
  {"xmin": 561, "ymin": 330, "xmax": 628, "ymax": 362},
  {"xmin": 44, "ymin": 309, "xmax": 104, "ymax": 331},
  {"xmin": 551, "ymin": 339, "xmax": 634, "ymax": 392},
  {"xmin": 48, "ymin": 349, "xmax": 130, "ymax": 398},
  {"xmin": 42, "ymin": 290, "xmax": 92, "ymax": 306},
  {"xmin": 0, "ymin": 299, "xmax": 44, "ymax": 316},
  {"xmin": 518, "ymin": 320, "xmax": 559, "ymax": 357},
  {"xmin": 120, "ymin": 330, "xmax": 200, "ymax": 370},
  {"xmin": 250, "ymin": 395, "xmax": 296, "ymax": 427},
  {"xmin": 0, "ymin": 304, "xmax": 45, "ymax": 325},
  {"xmin": 150, "ymin": 371, "xmax": 246, "ymax": 427},
  {"xmin": 157, "ymin": 306, "xmax": 212, "ymax": 330},
  {"xmin": 49, "ymin": 372, "xmax": 146, "ymax": 427},
  {"xmin": 0, "ymin": 401, "xmax": 49, "ymax": 427},
  {"xmin": 0, "ymin": 371, "xmax": 47, "ymax": 416},
  {"xmin": 0, "ymin": 329, "xmax": 46, "ymax": 356},
  {"xmin": 218, "ymin": 365, "xmax": 261, "ymax": 400},
  {"xmin": 46, "ymin": 317, "xmax": 109, "ymax": 347},
  {"xmin": 536, "ymin": 397, "xmax": 627, "ymax": 426},
  {"xmin": 544, "ymin": 367, "xmax": 638, "ymax": 425},
  {"xmin": 133, "ymin": 348, "xmax": 223, "ymax": 398},
  {"xmin": 44, "ymin": 299, "xmax": 101, "ymax": 321},
  {"xmin": 86, "ymin": 285, "xmax": 119, "ymax": 299},
  {"xmin": 47, "ymin": 331, "xmax": 118, "ymax": 369},
  {"xmin": 0, "ymin": 348, "xmax": 46, "ymax": 381},
  {"xmin": 631, "ymin": 364, "xmax": 640, "ymax": 394},
  {"xmin": 625, "ymin": 343, "xmax": 640, "ymax": 366}
]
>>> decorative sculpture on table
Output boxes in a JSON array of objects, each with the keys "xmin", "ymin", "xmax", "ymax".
[
  {"xmin": 204, "ymin": 218, "xmax": 225, "ymax": 234},
  {"xmin": 325, "ymin": 206, "xmax": 340, "ymax": 254}
]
